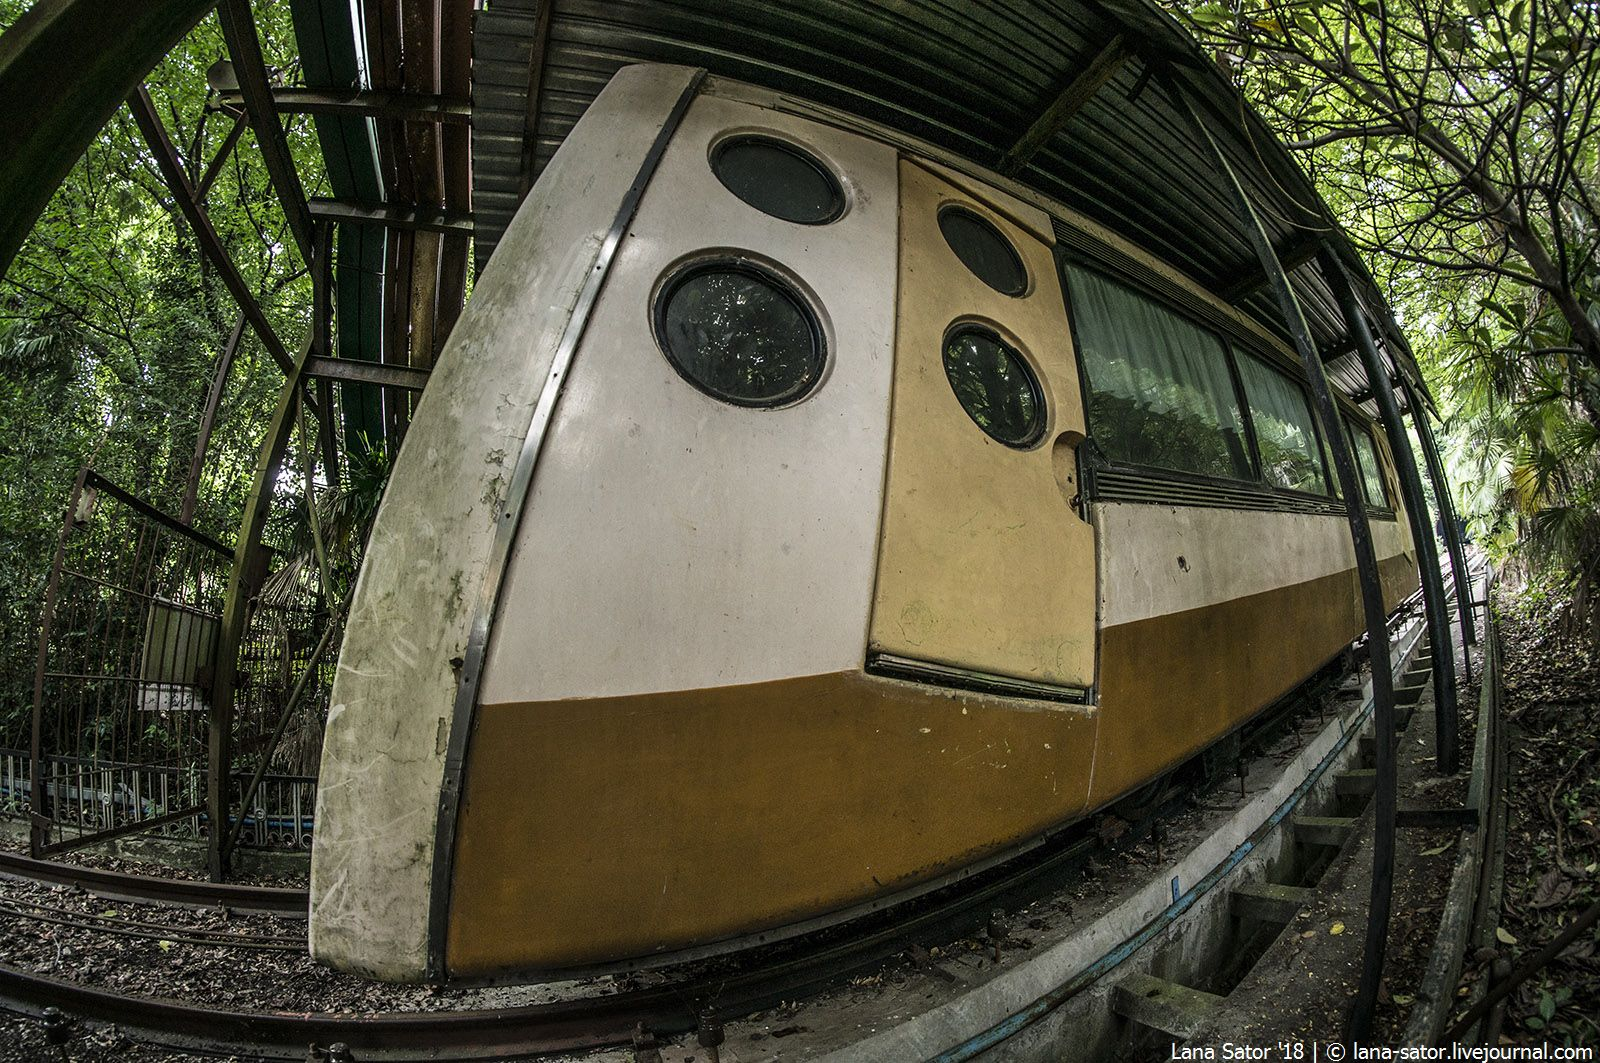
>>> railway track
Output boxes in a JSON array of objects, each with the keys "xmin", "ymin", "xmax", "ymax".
[
  {"xmin": 0, "ymin": 894, "xmax": 304, "ymax": 953},
  {"xmin": 0, "ymin": 805, "xmax": 1155, "ymax": 1059},
  {"xmin": 0, "ymin": 850, "xmax": 305, "ymax": 917},
  {"xmin": 0, "ymin": 590, "xmax": 1481, "ymax": 1061}
]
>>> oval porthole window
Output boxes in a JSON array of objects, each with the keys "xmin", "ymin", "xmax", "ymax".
[
  {"xmin": 938, "ymin": 206, "xmax": 1027, "ymax": 296},
  {"xmin": 943, "ymin": 326, "xmax": 1045, "ymax": 447},
  {"xmin": 711, "ymin": 136, "xmax": 845, "ymax": 225},
  {"xmin": 656, "ymin": 262, "xmax": 826, "ymax": 408}
]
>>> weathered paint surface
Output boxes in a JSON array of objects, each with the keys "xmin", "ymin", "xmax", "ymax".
[
  {"xmin": 868, "ymin": 158, "xmax": 1096, "ymax": 688},
  {"xmin": 478, "ymin": 89, "xmax": 900, "ymax": 703},
  {"xmin": 312, "ymin": 64, "xmax": 1429, "ymax": 981},
  {"xmin": 448, "ymin": 672, "xmax": 1097, "ymax": 975},
  {"xmin": 1089, "ymin": 502, "xmax": 1419, "ymax": 805},
  {"xmin": 307, "ymin": 65, "xmax": 703, "ymax": 981}
]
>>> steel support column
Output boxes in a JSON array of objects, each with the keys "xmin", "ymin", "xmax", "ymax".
[
  {"xmin": 1175, "ymin": 83, "xmax": 1397, "ymax": 1043},
  {"xmin": 1322, "ymin": 249, "xmax": 1458, "ymax": 775},
  {"xmin": 1406, "ymin": 382, "xmax": 1478, "ymax": 649},
  {"xmin": 205, "ymin": 231, "xmax": 331, "ymax": 881}
]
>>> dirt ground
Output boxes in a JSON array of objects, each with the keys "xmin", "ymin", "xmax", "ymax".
[{"xmin": 1452, "ymin": 580, "xmax": 1600, "ymax": 1047}]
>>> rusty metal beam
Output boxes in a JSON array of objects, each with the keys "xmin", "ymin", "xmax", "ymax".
[
  {"xmin": 128, "ymin": 85, "xmax": 296, "ymax": 376},
  {"xmin": 436, "ymin": 0, "xmax": 472, "ymax": 354},
  {"xmin": 310, "ymin": 220, "xmax": 340, "ymax": 486},
  {"xmin": 1321, "ymin": 335, "xmax": 1359, "ymax": 363},
  {"xmin": 195, "ymin": 108, "xmax": 249, "ymax": 202},
  {"xmin": 0, "ymin": 0, "xmax": 215, "ymax": 279},
  {"xmin": 206, "ymin": 230, "xmax": 331, "ymax": 881},
  {"xmin": 402, "ymin": 0, "xmax": 447, "ymax": 378},
  {"xmin": 998, "ymin": 34, "xmax": 1133, "ymax": 177},
  {"xmin": 308, "ymin": 198, "xmax": 474, "ymax": 235},
  {"xmin": 216, "ymin": 87, "xmax": 470, "ymax": 123},
  {"xmin": 216, "ymin": 0, "xmax": 316, "ymax": 266},
  {"xmin": 181, "ymin": 314, "xmax": 247, "ymax": 525},
  {"xmin": 305, "ymin": 355, "xmax": 431, "ymax": 391}
]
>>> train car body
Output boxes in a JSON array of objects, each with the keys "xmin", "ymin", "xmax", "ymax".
[{"xmin": 309, "ymin": 63, "xmax": 1418, "ymax": 982}]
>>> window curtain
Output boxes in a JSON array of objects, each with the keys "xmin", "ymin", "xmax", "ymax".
[{"xmin": 1064, "ymin": 264, "xmax": 1252, "ymax": 481}]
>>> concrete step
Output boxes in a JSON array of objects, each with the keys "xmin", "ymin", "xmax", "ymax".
[
  {"xmin": 1231, "ymin": 881, "xmax": 1312, "ymax": 924},
  {"xmin": 1336, "ymin": 769, "xmax": 1376, "ymax": 797},
  {"xmin": 1113, "ymin": 973, "xmax": 1225, "ymax": 1039},
  {"xmin": 1395, "ymin": 682, "xmax": 1427, "ymax": 705},
  {"xmin": 1293, "ymin": 814, "xmax": 1357, "ymax": 847}
]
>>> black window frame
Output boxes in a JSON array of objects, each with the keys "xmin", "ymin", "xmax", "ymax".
[
  {"xmin": 1343, "ymin": 413, "xmax": 1398, "ymax": 514},
  {"xmin": 938, "ymin": 204, "xmax": 1030, "ymax": 297},
  {"xmin": 1231, "ymin": 345, "xmax": 1339, "ymax": 501},
  {"xmin": 941, "ymin": 323, "xmax": 1049, "ymax": 449},
  {"xmin": 652, "ymin": 258, "xmax": 828, "ymax": 410},
  {"xmin": 709, "ymin": 134, "xmax": 847, "ymax": 226},
  {"xmin": 1056, "ymin": 248, "xmax": 1401, "ymax": 520},
  {"xmin": 1057, "ymin": 254, "xmax": 1264, "ymax": 492}
]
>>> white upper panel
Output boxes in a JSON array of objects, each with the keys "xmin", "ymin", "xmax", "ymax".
[
  {"xmin": 480, "ymin": 89, "xmax": 901, "ymax": 703},
  {"xmin": 1098, "ymin": 505, "xmax": 1411, "ymax": 629}
]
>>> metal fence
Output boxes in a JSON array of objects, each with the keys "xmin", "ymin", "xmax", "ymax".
[
  {"xmin": 1, "ymin": 746, "xmax": 315, "ymax": 851},
  {"xmin": 29, "ymin": 469, "xmax": 232, "ymax": 856},
  {"xmin": 23, "ymin": 468, "xmax": 329, "ymax": 858}
]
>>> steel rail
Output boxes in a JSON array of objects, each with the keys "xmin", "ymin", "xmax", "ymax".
[
  {"xmin": 0, "ymin": 834, "xmax": 1106, "ymax": 1060},
  {"xmin": 0, "ymin": 851, "xmax": 306, "ymax": 918},
  {"xmin": 0, "ymin": 895, "xmax": 298, "ymax": 944},
  {"xmin": 0, "ymin": 900, "xmax": 303, "ymax": 952}
]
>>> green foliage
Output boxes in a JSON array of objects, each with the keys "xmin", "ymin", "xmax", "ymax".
[
  {"xmin": 1161, "ymin": 0, "xmax": 1600, "ymax": 633},
  {"xmin": 0, "ymin": 3, "xmax": 330, "ymax": 743}
]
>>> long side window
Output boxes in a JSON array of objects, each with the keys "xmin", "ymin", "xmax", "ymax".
[
  {"xmin": 1345, "ymin": 417, "xmax": 1391, "ymax": 507},
  {"xmin": 1236, "ymin": 352, "xmax": 1330, "ymax": 495},
  {"xmin": 1063, "ymin": 264, "xmax": 1253, "ymax": 481}
]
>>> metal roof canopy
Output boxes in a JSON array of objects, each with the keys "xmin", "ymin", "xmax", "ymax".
[{"xmin": 472, "ymin": 0, "xmax": 1428, "ymax": 412}]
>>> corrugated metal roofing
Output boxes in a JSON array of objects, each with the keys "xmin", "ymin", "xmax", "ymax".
[
  {"xmin": 290, "ymin": 0, "xmax": 389, "ymax": 451},
  {"xmin": 470, "ymin": 0, "xmax": 1423, "ymax": 408}
]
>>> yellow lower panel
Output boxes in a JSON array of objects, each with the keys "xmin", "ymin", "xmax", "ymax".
[
  {"xmin": 1089, "ymin": 554, "xmax": 1418, "ymax": 806},
  {"xmin": 448, "ymin": 672, "xmax": 1097, "ymax": 975},
  {"xmin": 449, "ymin": 555, "xmax": 1419, "ymax": 977}
]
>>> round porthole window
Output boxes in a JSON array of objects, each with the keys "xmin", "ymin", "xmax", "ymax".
[
  {"xmin": 656, "ymin": 262, "xmax": 826, "ymax": 408},
  {"xmin": 711, "ymin": 136, "xmax": 845, "ymax": 225},
  {"xmin": 943, "ymin": 326, "xmax": 1045, "ymax": 447},
  {"xmin": 938, "ymin": 206, "xmax": 1027, "ymax": 296}
]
